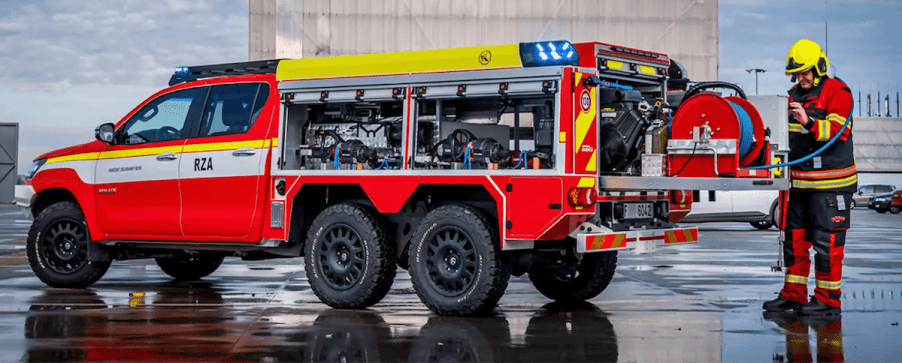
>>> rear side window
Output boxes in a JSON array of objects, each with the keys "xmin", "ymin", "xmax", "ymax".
[{"xmin": 199, "ymin": 83, "xmax": 270, "ymax": 137}]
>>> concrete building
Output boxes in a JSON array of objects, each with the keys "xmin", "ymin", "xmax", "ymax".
[{"xmin": 249, "ymin": 0, "xmax": 719, "ymax": 81}]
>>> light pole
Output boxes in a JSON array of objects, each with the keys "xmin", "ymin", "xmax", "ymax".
[{"xmin": 746, "ymin": 68, "xmax": 766, "ymax": 95}]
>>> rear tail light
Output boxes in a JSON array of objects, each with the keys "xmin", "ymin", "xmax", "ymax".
[
  {"xmin": 671, "ymin": 189, "xmax": 692, "ymax": 205},
  {"xmin": 568, "ymin": 187, "xmax": 598, "ymax": 207}
]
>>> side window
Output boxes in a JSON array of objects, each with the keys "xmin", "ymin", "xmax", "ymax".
[
  {"xmin": 121, "ymin": 87, "xmax": 206, "ymax": 145},
  {"xmin": 199, "ymin": 83, "xmax": 270, "ymax": 137}
]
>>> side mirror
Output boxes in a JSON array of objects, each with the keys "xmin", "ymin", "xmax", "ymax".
[{"xmin": 95, "ymin": 123, "xmax": 116, "ymax": 144}]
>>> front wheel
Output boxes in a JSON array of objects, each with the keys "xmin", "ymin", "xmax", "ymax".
[
  {"xmin": 408, "ymin": 205, "xmax": 510, "ymax": 316},
  {"xmin": 155, "ymin": 252, "xmax": 224, "ymax": 280},
  {"xmin": 27, "ymin": 202, "xmax": 111, "ymax": 288},
  {"xmin": 850, "ymin": 200, "xmax": 857, "ymax": 209},
  {"xmin": 528, "ymin": 246, "xmax": 617, "ymax": 303},
  {"xmin": 890, "ymin": 205, "xmax": 901, "ymax": 214},
  {"xmin": 305, "ymin": 203, "xmax": 397, "ymax": 309}
]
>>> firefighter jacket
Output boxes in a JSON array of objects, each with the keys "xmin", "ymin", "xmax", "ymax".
[{"xmin": 787, "ymin": 77, "xmax": 857, "ymax": 192}]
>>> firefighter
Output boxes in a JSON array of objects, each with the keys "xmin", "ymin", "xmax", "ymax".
[{"xmin": 763, "ymin": 39, "xmax": 855, "ymax": 316}]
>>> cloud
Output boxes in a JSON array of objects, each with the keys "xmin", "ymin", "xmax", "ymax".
[{"xmin": 0, "ymin": 0, "xmax": 247, "ymax": 92}]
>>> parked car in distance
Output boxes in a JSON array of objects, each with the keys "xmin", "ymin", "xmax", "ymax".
[
  {"xmin": 682, "ymin": 190, "xmax": 780, "ymax": 230},
  {"xmin": 852, "ymin": 184, "xmax": 896, "ymax": 209},
  {"xmin": 890, "ymin": 189, "xmax": 902, "ymax": 214},
  {"xmin": 867, "ymin": 192, "xmax": 897, "ymax": 213}
]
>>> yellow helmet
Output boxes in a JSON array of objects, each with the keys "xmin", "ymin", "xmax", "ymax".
[{"xmin": 785, "ymin": 39, "xmax": 829, "ymax": 76}]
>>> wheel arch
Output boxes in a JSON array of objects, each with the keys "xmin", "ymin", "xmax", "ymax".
[{"xmin": 32, "ymin": 188, "xmax": 79, "ymax": 217}]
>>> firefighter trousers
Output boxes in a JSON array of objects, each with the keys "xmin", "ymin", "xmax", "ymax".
[{"xmin": 779, "ymin": 190, "xmax": 851, "ymax": 308}]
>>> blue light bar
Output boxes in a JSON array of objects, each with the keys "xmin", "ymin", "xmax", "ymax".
[
  {"xmin": 175, "ymin": 66, "xmax": 190, "ymax": 75},
  {"xmin": 519, "ymin": 40, "xmax": 579, "ymax": 67}
]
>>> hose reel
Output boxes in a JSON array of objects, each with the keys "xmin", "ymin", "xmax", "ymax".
[{"xmin": 667, "ymin": 92, "xmax": 766, "ymax": 177}]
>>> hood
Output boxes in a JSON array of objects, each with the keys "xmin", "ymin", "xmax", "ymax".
[{"xmin": 37, "ymin": 140, "xmax": 107, "ymax": 161}]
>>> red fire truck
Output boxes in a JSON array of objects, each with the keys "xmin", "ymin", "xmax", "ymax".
[{"xmin": 18, "ymin": 40, "xmax": 787, "ymax": 315}]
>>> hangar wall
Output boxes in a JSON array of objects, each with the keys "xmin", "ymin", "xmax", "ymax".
[
  {"xmin": 854, "ymin": 118, "xmax": 902, "ymax": 173},
  {"xmin": 249, "ymin": 0, "xmax": 719, "ymax": 81}
]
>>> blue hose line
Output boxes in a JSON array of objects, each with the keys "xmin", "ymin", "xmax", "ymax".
[
  {"xmin": 600, "ymin": 81, "xmax": 633, "ymax": 90},
  {"xmin": 333, "ymin": 146, "xmax": 341, "ymax": 169},
  {"xmin": 727, "ymin": 100, "xmax": 755, "ymax": 159},
  {"xmin": 513, "ymin": 150, "xmax": 527, "ymax": 169},
  {"xmin": 461, "ymin": 145, "xmax": 472, "ymax": 169},
  {"xmin": 375, "ymin": 157, "xmax": 387, "ymax": 170},
  {"xmin": 744, "ymin": 96, "xmax": 854, "ymax": 170}
]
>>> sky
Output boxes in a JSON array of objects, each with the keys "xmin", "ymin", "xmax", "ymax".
[{"xmin": 1, "ymin": 0, "xmax": 900, "ymax": 173}]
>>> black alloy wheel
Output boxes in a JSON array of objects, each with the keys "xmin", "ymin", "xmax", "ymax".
[
  {"xmin": 41, "ymin": 219, "xmax": 88, "ymax": 274},
  {"xmin": 424, "ymin": 227, "xmax": 479, "ymax": 297},
  {"xmin": 304, "ymin": 203, "xmax": 396, "ymax": 309},
  {"xmin": 408, "ymin": 204, "xmax": 510, "ymax": 316},
  {"xmin": 318, "ymin": 224, "xmax": 367, "ymax": 291},
  {"xmin": 27, "ymin": 201, "xmax": 111, "ymax": 288}
]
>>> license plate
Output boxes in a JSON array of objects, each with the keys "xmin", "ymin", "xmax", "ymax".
[{"xmin": 624, "ymin": 203, "xmax": 654, "ymax": 219}]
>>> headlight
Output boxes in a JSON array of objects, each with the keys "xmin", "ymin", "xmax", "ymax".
[
  {"xmin": 26, "ymin": 158, "xmax": 47, "ymax": 179},
  {"xmin": 876, "ymin": 197, "xmax": 888, "ymax": 202}
]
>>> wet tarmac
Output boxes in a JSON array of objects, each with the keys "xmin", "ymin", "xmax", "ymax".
[{"xmin": 1, "ymin": 204, "xmax": 900, "ymax": 362}]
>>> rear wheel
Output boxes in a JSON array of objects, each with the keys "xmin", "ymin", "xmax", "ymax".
[
  {"xmin": 305, "ymin": 203, "xmax": 397, "ymax": 309},
  {"xmin": 528, "ymin": 244, "xmax": 617, "ymax": 303},
  {"xmin": 155, "ymin": 252, "xmax": 224, "ymax": 280},
  {"xmin": 27, "ymin": 202, "xmax": 111, "ymax": 288},
  {"xmin": 408, "ymin": 205, "xmax": 510, "ymax": 316}
]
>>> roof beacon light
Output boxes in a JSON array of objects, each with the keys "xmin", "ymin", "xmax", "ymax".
[
  {"xmin": 520, "ymin": 40, "xmax": 578, "ymax": 67},
  {"xmin": 175, "ymin": 66, "xmax": 190, "ymax": 75}
]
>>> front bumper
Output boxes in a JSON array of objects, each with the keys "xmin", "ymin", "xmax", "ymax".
[{"xmin": 14, "ymin": 185, "xmax": 34, "ymax": 219}]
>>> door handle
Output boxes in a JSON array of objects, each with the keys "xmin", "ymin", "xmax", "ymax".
[
  {"xmin": 156, "ymin": 152, "xmax": 178, "ymax": 161},
  {"xmin": 232, "ymin": 147, "xmax": 257, "ymax": 156}
]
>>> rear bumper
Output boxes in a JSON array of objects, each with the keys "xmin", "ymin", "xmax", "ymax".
[
  {"xmin": 576, "ymin": 226, "xmax": 698, "ymax": 253},
  {"xmin": 14, "ymin": 185, "xmax": 34, "ymax": 219}
]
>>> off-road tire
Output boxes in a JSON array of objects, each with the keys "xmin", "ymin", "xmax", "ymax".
[
  {"xmin": 750, "ymin": 220, "xmax": 773, "ymax": 230},
  {"xmin": 528, "ymin": 250, "xmax": 617, "ymax": 303},
  {"xmin": 408, "ymin": 204, "xmax": 511, "ymax": 316},
  {"xmin": 155, "ymin": 253, "xmax": 224, "ymax": 280},
  {"xmin": 27, "ymin": 201, "xmax": 111, "ymax": 288},
  {"xmin": 305, "ymin": 203, "xmax": 397, "ymax": 309}
]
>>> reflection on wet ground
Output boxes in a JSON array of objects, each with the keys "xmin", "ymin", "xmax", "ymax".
[{"xmin": 1, "ymin": 206, "xmax": 901, "ymax": 362}]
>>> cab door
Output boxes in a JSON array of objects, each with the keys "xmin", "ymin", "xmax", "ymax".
[
  {"xmin": 179, "ymin": 83, "xmax": 272, "ymax": 237},
  {"xmin": 95, "ymin": 87, "xmax": 208, "ymax": 237}
]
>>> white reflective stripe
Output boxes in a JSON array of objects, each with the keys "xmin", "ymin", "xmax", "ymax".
[
  {"xmin": 179, "ymin": 147, "xmax": 266, "ymax": 179},
  {"xmin": 816, "ymin": 279, "xmax": 841, "ymax": 290},
  {"xmin": 96, "ymin": 152, "xmax": 181, "ymax": 184},
  {"xmin": 40, "ymin": 160, "xmax": 97, "ymax": 185},
  {"xmin": 785, "ymin": 274, "xmax": 807, "ymax": 285}
]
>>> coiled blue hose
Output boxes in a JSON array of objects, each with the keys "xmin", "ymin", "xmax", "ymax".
[{"xmin": 727, "ymin": 100, "xmax": 755, "ymax": 159}]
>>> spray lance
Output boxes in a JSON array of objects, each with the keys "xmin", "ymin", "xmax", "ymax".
[{"xmin": 742, "ymin": 80, "xmax": 854, "ymax": 272}]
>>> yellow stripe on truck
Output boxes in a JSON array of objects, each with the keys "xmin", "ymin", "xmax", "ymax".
[
  {"xmin": 46, "ymin": 152, "xmax": 101, "ymax": 165},
  {"xmin": 46, "ymin": 138, "xmax": 276, "ymax": 164},
  {"xmin": 277, "ymin": 44, "xmax": 523, "ymax": 80}
]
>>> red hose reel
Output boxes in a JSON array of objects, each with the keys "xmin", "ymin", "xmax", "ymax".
[{"xmin": 667, "ymin": 93, "xmax": 767, "ymax": 178}]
